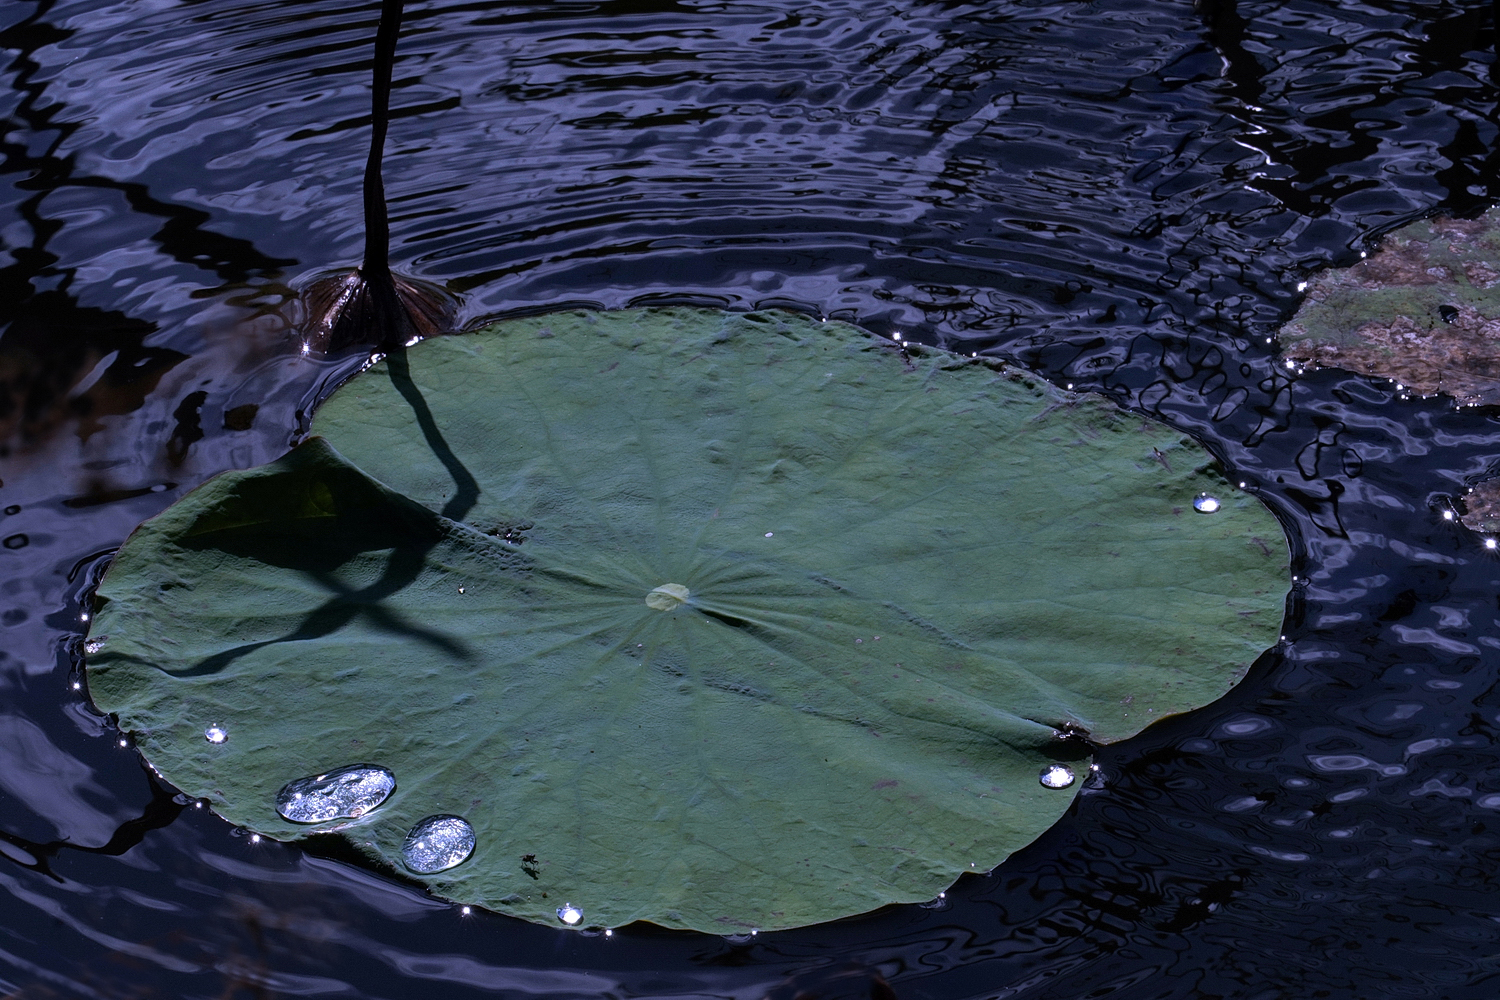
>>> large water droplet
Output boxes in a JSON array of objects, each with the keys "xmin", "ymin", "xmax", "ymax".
[
  {"xmin": 204, "ymin": 726, "xmax": 228, "ymax": 745},
  {"xmin": 557, "ymin": 903, "xmax": 584, "ymax": 926},
  {"xmin": 402, "ymin": 815, "xmax": 475, "ymax": 874},
  {"xmin": 1193, "ymin": 495, "xmax": 1221, "ymax": 513},
  {"xmin": 1039, "ymin": 764, "xmax": 1076, "ymax": 789},
  {"xmin": 275, "ymin": 764, "xmax": 395, "ymax": 823}
]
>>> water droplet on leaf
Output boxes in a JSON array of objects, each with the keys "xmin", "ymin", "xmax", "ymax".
[
  {"xmin": 1039, "ymin": 764, "xmax": 1075, "ymax": 789},
  {"xmin": 402, "ymin": 814, "xmax": 475, "ymax": 874},
  {"xmin": 1193, "ymin": 495, "xmax": 1221, "ymax": 513},
  {"xmin": 205, "ymin": 726, "xmax": 228, "ymax": 745},
  {"xmin": 557, "ymin": 903, "xmax": 583, "ymax": 925},
  {"xmin": 275, "ymin": 764, "xmax": 395, "ymax": 823}
]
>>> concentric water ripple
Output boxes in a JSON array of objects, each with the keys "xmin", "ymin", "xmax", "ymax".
[{"xmin": 2, "ymin": 0, "xmax": 1499, "ymax": 997}]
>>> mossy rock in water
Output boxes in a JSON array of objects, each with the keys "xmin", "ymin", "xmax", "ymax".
[
  {"xmin": 1282, "ymin": 208, "xmax": 1500, "ymax": 404},
  {"xmin": 1461, "ymin": 478, "xmax": 1500, "ymax": 534},
  {"xmin": 86, "ymin": 308, "xmax": 1288, "ymax": 933}
]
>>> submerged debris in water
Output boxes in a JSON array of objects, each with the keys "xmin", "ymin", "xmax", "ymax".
[
  {"xmin": 275, "ymin": 764, "xmax": 396, "ymax": 823},
  {"xmin": 1281, "ymin": 208, "xmax": 1500, "ymax": 404},
  {"xmin": 402, "ymin": 815, "xmax": 475, "ymax": 874}
]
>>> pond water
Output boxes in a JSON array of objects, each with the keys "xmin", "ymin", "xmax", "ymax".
[{"xmin": 1, "ymin": 0, "xmax": 1498, "ymax": 996}]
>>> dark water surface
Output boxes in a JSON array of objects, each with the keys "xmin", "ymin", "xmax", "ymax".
[{"xmin": 2, "ymin": 0, "xmax": 1499, "ymax": 996}]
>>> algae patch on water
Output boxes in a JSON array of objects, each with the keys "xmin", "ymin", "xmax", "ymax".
[
  {"xmin": 1281, "ymin": 208, "xmax": 1500, "ymax": 404},
  {"xmin": 85, "ymin": 307, "xmax": 1288, "ymax": 933}
]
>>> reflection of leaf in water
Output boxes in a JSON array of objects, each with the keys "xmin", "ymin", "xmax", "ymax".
[
  {"xmin": 1282, "ymin": 208, "xmax": 1500, "ymax": 405},
  {"xmin": 87, "ymin": 308, "xmax": 1288, "ymax": 933}
]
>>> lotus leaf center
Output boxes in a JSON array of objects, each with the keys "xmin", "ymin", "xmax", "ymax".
[{"xmin": 645, "ymin": 583, "xmax": 690, "ymax": 611}]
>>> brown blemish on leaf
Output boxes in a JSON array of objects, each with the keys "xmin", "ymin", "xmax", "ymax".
[{"xmin": 1465, "ymin": 262, "xmax": 1500, "ymax": 289}]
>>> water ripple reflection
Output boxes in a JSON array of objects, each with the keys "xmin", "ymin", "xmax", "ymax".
[{"xmin": 3, "ymin": 0, "xmax": 1500, "ymax": 997}]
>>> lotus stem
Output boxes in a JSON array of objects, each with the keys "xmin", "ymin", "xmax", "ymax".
[{"xmin": 301, "ymin": 0, "xmax": 454, "ymax": 353}]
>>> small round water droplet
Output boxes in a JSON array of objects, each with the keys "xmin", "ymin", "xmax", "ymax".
[
  {"xmin": 276, "ymin": 764, "xmax": 395, "ymax": 823},
  {"xmin": 1192, "ymin": 495, "xmax": 1221, "ymax": 514},
  {"xmin": 84, "ymin": 637, "xmax": 105, "ymax": 655},
  {"xmin": 204, "ymin": 726, "xmax": 228, "ymax": 745},
  {"xmin": 557, "ymin": 903, "xmax": 583, "ymax": 925},
  {"xmin": 402, "ymin": 815, "xmax": 475, "ymax": 873},
  {"xmin": 1039, "ymin": 764, "xmax": 1076, "ymax": 789}
]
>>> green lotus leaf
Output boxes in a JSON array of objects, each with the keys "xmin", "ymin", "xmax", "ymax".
[{"xmin": 87, "ymin": 307, "xmax": 1287, "ymax": 933}]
